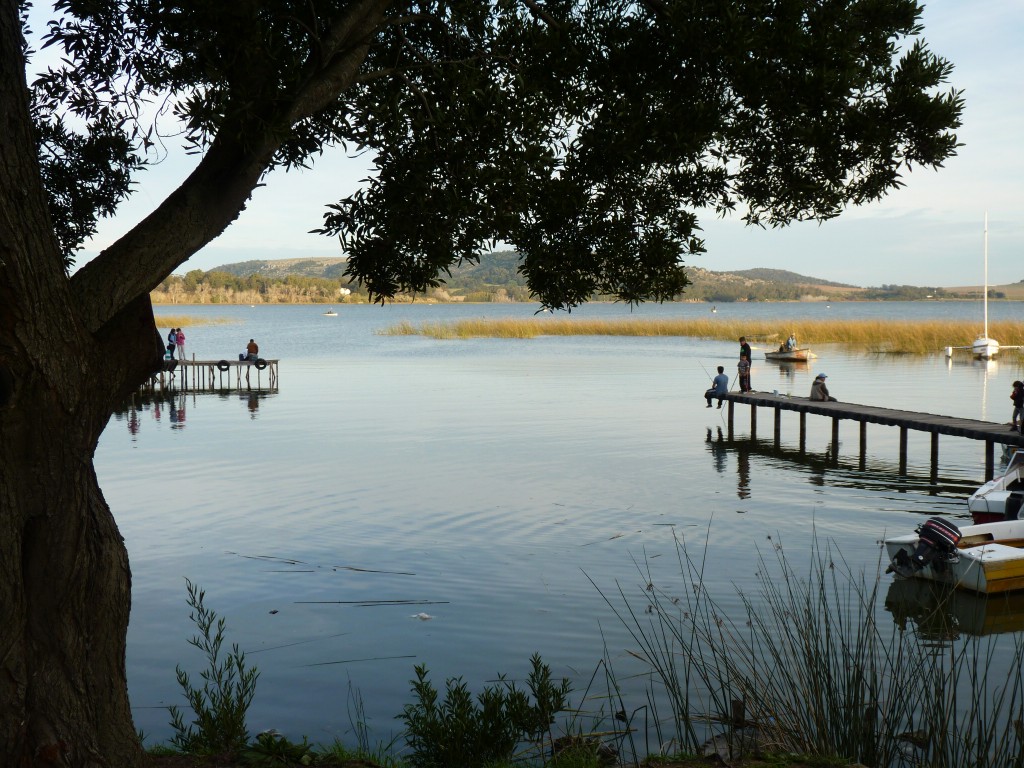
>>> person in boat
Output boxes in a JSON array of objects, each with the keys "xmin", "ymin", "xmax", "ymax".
[
  {"xmin": 705, "ymin": 365, "xmax": 730, "ymax": 408},
  {"xmin": 1011, "ymin": 380, "xmax": 1024, "ymax": 432},
  {"xmin": 810, "ymin": 372, "xmax": 837, "ymax": 402},
  {"xmin": 245, "ymin": 338, "xmax": 259, "ymax": 362},
  {"xmin": 785, "ymin": 333, "xmax": 797, "ymax": 351}
]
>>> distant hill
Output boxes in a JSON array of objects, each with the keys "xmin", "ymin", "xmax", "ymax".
[
  {"xmin": 728, "ymin": 268, "xmax": 857, "ymax": 289},
  {"xmin": 210, "ymin": 258, "xmax": 349, "ymax": 279},
  {"xmin": 204, "ymin": 253, "xmax": 1009, "ymax": 302},
  {"xmin": 207, "ymin": 253, "xmax": 849, "ymax": 300}
]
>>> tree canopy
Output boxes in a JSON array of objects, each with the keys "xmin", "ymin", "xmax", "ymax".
[{"xmin": 33, "ymin": 0, "xmax": 961, "ymax": 311}]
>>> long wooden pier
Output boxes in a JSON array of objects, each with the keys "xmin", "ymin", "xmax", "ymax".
[
  {"xmin": 145, "ymin": 358, "xmax": 279, "ymax": 392},
  {"xmin": 718, "ymin": 392, "xmax": 1024, "ymax": 481}
]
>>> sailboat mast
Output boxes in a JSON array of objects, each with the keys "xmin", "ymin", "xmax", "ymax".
[{"xmin": 984, "ymin": 212, "xmax": 989, "ymax": 339}]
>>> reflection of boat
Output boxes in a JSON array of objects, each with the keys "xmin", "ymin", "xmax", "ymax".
[
  {"xmin": 969, "ymin": 450, "xmax": 1024, "ymax": 524},
  {"xmin": 885, "ymin": 517, "xmax": 1024, "ymax": 594},
  {"xmin": 764, "ymin": 348, "xmax": 816, "ymax": 362},
  {"xmin": 322, "ymin": 309, "xmax": 338, "ymax": 316},
  {"xmin": 885, "ymin": 577, "xmax": 1024, "ymax": 638}
]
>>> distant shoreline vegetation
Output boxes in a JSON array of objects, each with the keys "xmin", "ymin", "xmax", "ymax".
[
  {"xmin": 384, "ymin": 318, "xmax": 1024, "ymax": 356},
  {"xmin": 152, "ymin": 252, "xmax": 1024, "ymax": 305}
]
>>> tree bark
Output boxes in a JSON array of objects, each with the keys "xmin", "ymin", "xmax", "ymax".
[{"xmin": 1, "ymin": 0, "xmax": 389, "ymax": 762}]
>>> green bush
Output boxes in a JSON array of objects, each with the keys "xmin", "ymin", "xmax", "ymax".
[
  {"xmin": 168, "ymin": 578, "xmax": 260, "ymax": 755},
  {"xmin": 399, "ymin": 653, "xmax": 572, "ymax": 768}
]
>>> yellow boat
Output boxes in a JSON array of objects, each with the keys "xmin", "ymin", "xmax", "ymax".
[{"xmin": 886, "ymin": 518, "xmax": 1024, "ymax": 595}]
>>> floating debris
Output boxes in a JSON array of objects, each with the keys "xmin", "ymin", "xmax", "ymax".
[{"xmin": 412, "ymin": 612, "xmax": 434, "ymax": 621}]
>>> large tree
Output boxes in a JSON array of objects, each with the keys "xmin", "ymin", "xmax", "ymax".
[{"xmin": 0, "ymin": 0, "xmax": 960, "ymax": 764}]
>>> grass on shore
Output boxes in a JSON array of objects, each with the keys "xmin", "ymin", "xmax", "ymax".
[
  {"xmin": 383, "ymin": 318, "xmax": 1024, "ymax": 355},
  {"xmin": 153, "ymin": 315, "xmax": 237, "ymax": 328}
]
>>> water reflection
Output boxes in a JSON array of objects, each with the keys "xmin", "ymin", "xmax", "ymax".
[
  {"xmin": 111, "ymin": 388, "xmax": 276, "ymax": 433},
  {"xmin": 703, "ymin": 432, "xmax": 978, "ymax": 505},
  {"xmin": 885, "ymin": 578, "xmax": 1024, "ymax": 639}
]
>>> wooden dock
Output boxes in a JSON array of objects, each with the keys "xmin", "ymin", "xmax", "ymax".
[
  {"xmin": 146, "ymin": 358, "xmax": 279, "ymax": 392},
  {"xmin": 718, "ymin": 392, "xmax": 1024, "ymax": 481}
]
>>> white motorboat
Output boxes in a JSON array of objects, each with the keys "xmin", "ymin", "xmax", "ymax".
[
  {"xmin": 968, "ymin": 449, "xmax": 1024, "ymax": 524},
  {"xmin": 885, "ymin": 517, "xmax": 1024, "ymax": 595}
]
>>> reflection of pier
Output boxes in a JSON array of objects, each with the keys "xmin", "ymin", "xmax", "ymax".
[
  {"xmin": 705, "ymin": 427, "xmax": 978, "ymax": 503},
  {"xmin": 114, "ymin": 388, "xmax": 274, "ymax": 436},
  {"xmin": 144, "ymin": 358, "xmax": 279, "ymax": 393},
  {"xmin": 719, "ymin": 392, "xmax": 1024, "ymax": 481}
]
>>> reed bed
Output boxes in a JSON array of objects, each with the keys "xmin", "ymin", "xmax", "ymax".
[
  {"xmin": 153, "ymin": 314, "xmax": 236, "ymax": 327},
  {"xmin": 383, "ymin": 317, "xmax": 1024, "ymax": 356},
  {"xmin": 595, "ymin": 533, "xmax": 1024, "ymax": 768}
]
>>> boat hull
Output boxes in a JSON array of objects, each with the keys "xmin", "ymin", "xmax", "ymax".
[
  {"xmin": 764, "ymin": 348, "xmax": 816, "ymax": 362},
  {"xmin": 968, "ymin": 451, "xmax": 1024, "ymax": 524},
  {"xmin": 885, "ymin": 519, "xmax": 1024, "ymax": 595}
]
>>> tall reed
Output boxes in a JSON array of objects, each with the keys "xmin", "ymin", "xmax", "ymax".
[
  {"xmin": 384, "ymin": 318, "xmax": 1024, "ymax": 355},
  {"xmin": 595, "ymin": 530, "xmax": 1024, "ymax": 767}
]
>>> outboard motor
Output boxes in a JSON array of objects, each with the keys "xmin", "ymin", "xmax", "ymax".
[{"xmin": 888, "ymin": 517, "xmax": 962, "ymax": 578}]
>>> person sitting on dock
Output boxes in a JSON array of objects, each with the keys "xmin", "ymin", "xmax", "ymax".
[
  {"xmin": 705, "ymin": 366, "xmax": 730, "ymax": 408},
  {"xmin": 245, "ymin": 338, "xmax": 259, "ymax": 362},
  {"xmin": 810, "ymin": 372, "xmax": 837, "ymax": 402}
]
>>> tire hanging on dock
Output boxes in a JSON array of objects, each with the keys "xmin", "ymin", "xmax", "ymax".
[
  {"xmin": 217, "ymin": 360, "xmax": 230, "ymax": 371},
  {"xmin": 254, "ymin": 358, "xmax": 267, "ymax": 370}
]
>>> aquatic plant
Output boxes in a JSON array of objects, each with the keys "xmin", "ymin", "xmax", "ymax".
[
  {"xmin": 382, "ymin": 317, "xmax": 1024, "ymax": 356},
  {"xmin": 595, "ymin": 530, "xmax": 1024, "ymax": 768}
]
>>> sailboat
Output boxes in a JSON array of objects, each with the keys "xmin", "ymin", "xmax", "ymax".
[{"xmin": 945, "ymin": 214, "xmax": 1019, "ymax": 360}]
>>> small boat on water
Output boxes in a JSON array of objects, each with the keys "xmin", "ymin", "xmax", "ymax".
[
  {"xmin": 322, "ymin": 309, "xmax": 338, "ymax": 316},
  {"xmin": 968, "ymin": 449, "xmax": 1024, "ymax": 524},
  {"xmin": 764, "ymin": 348, "xmax": 816, "ymax": 362},
  {"xmin": 885, "ymin": 517, "xmax": 1024, "ymax": 595}
]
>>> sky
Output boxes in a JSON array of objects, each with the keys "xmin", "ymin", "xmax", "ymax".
[{"xmin": 66, "ymin": 1, "xmax": 1024, "ymax": 288}]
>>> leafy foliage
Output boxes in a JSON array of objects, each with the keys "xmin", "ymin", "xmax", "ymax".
[
  {"xmin": 399, "ymin": 653, "xmax": 573, "ymax": 768},
  {"xmin": 26, "ymin": 1, "xmax": 961, "ymax": 309},
  {"xmin": 168, "ymin": 579, "xmax": 259, "ymax": 756}
]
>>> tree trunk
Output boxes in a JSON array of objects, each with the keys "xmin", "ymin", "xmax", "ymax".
[{"xmin": 0, "ymin": 294, "xmax": 162, "ymax": 766}]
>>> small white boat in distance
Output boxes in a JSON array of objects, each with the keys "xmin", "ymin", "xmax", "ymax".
[
  {"xmin": 322, "ymin": 308, "xmax": 338, "ymax": 316},
  {"xmin": 946, "ymin": 214, "xmax": 1021, "ymax": 360},
  {"xmin": 969, "ymin": 450, "xmax": 1024, "ymax": 524},
  {"xmin": 885, "ymin": 516, "xmax": 1024, "ymax": 595}
]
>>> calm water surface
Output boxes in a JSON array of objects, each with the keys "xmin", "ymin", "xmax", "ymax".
[{"xmin": 99, "ymin": 301, "xmax": 1024, "ymax": 748}]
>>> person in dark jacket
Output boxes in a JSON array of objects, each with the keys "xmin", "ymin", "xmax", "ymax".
[
  {"xmin": 1011, "ymin": 380, "xmax": 1024, "ymax": 432},
  {"xmin": 810, "ymin": 372, "xmax": 837, "ymax": 402}
]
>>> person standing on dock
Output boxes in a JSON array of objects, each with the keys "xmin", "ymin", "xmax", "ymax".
[
  {"xmin": 175, "ymin": 327, "xmax": 186, "ymax": 360},
  {"xmin": 246, "ymin": 338, "xmax": 259, "ymax": 361},
  {"xmin": 1011, "ymin": 380, "xmax": 1024, "ymax": 432},
  {"xmin": 738, "ymin": 354, "xmax": 751, "ymax": 392},
  {"xmin": 705, "ymin": 366, "xmax": 730, "ymax": 408},
  {"xmin": 810, "ymin": 373, "xmax": 837, "ymax": 402},
  {"xmin": 739, "ymin": 337, "xmax": 751, "ymax": 361},
  {"xmin": 165, "ymin": 328, "xmax": 177, "ymax": 359}
]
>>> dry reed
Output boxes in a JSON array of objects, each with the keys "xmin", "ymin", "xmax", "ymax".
[
  {"xmin": 383, "ymin": 317, "xmax": 1024, "ymax": 355},
  {"xmin": 153, "ymin": 314, "xmax": 236, "ymax": 327}
]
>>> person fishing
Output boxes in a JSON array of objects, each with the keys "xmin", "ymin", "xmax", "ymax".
[
  {"xmin": 705, "ymin": 365, "xmax": 730, "ymax": 408},
  {"xmin": 810, "ymin": 372, "xmax": 837, "ymax": 402}
]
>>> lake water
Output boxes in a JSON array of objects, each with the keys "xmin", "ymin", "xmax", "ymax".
[{"xmin": 101, "ymin": 301, "xmax": 1024, "ymax": 751}]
